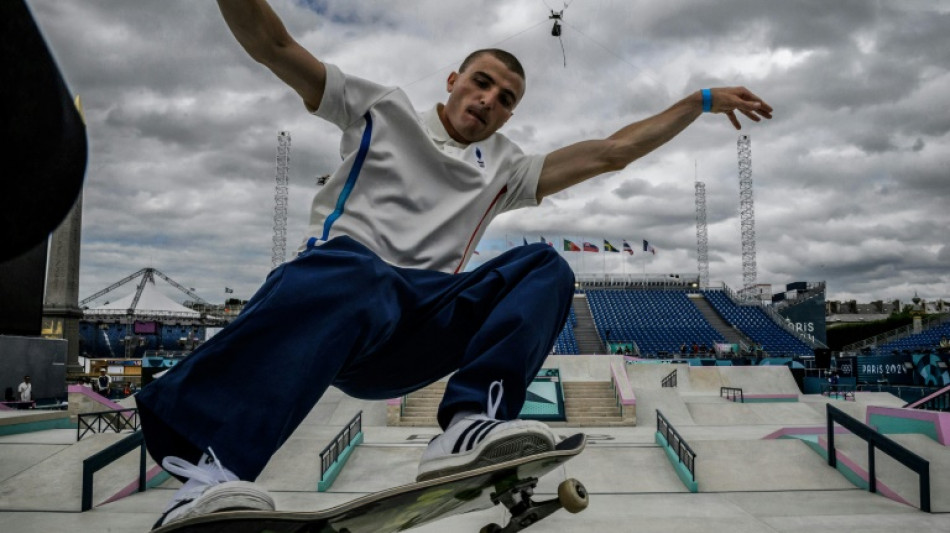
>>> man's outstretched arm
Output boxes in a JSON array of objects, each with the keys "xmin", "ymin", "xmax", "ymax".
[
  {"xmin": 536, "ymin": 87, "xmax": 772, "ymax": 201},
  {"xmin": 217, "ymin": 0, "xmax": 327, "ymax": 112}
]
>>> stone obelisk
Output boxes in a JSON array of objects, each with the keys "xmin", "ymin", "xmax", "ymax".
[{"xmin": 42, "ymin": 192, "xmax": 84, "ymax": 373}]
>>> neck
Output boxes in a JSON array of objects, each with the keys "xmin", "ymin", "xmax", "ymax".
[{"xmin": 436, "ymin": 103, "xmax": 470, "ymax": 145}]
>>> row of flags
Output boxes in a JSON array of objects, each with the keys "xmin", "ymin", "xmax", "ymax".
[
  {"xmin": 480, "ymin": 237, "xmax": 657, "ymax": 255},
  {"xmin": 563, "ymin": 238, "xmax": 656, "ymax": 255}
]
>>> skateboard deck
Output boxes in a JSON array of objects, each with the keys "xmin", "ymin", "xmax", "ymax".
[{"xmin": 153, "ymin": 433, "xmax": 587, "ymax": 533}]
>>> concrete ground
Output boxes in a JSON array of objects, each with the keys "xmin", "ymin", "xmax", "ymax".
[{"xmin": 2, "ymin": 363, "xmax": 950, "ymax": 532}]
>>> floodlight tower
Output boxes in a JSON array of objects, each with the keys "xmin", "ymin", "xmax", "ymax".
[
  {"xmin": 695, "ymin": 180, "xmax": 709, "ymax": 288},
  {"xmin": 272, "ymin": 131, "xmax": 291, "ymax": 270},
  {"xmin": 737, "ymin": 134, "xmax": 757, "ymax": 295}
]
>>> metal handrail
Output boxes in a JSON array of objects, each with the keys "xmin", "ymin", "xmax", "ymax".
[
  {"xmin": 319, "ymin": 411, "xmax": 362, "ymax": 482},
  {"xmin": 720, "ymin": 387, "xmax": 744, "ymax": 403},
  {"xmin": 656, "ymin": 409, "xmax": 696, "ymax": 482},
  {"xmin": 81, "ymin": 430, "xmax": 146, "ymax": 511},
  {"xmin": 826, "ymin": 404, "xmax": 931, "ymax": 512},
  {"xmin": 661, "ymin": 369, "xmax": 677, "ymax": 388},
  {"xmin": 77, "ymin": 408, "xmax": 140, "ymax": 441}
]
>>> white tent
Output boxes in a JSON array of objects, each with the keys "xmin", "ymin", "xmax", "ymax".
[{"xmin": 89, "ymin": 278, "xmax": 200, "ymax": 319}]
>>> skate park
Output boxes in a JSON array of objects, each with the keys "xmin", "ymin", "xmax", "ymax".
[{"xmin": 3, "ymin": 358, "xmax": 950, "ymax": 532}]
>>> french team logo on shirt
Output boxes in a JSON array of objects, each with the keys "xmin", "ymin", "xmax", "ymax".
[{"xmin": 474, "ymin": 147, "xmax": 485, "ymax": 168}]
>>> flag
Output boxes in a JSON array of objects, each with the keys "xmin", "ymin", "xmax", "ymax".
[
  {"xmin": 604, "ymin": 240, "xmax": 619, "ymax": 253},
  {"xmin": 224, "ymin": 287, "xmax": 234, "ymax": 294},
  {"xmin": 643, "ymin": 240, "xmax": 656, "ymax": 255},
  {"xmin": 622, "ymin": 240, "xmax": 634, "ymax": 255},
  {"xmin": 563, "ymin": 239, "xmax": 581, "ymax": 252},
  {"xmin": 583, "ymin": 241, "xmax": 599, "ymax": 253},
  {"xmin": 473, "ymin": 250, "xmax": 480, "ymax": 255},
  {"xmin": 540, "ymin": 236, "xmax": 554, "ymax": 247},
  {"xmin": 523, "ymin": 236, "xmax": 529, "ymax": 246}
]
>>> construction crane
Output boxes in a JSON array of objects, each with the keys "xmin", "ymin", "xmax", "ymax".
[{"xmin": 272, "ymin": 131, "xmax": 291, "ymax": 270}]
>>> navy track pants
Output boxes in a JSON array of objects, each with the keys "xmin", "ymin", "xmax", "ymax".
[{"xmin": 136, "ymin": 236, "xmax": 574, "ymax": 480}]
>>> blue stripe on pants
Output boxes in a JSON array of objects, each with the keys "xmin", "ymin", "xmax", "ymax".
[{"xmin": 136, "ymin": 236, "xmax": 574, "ymax": 480}]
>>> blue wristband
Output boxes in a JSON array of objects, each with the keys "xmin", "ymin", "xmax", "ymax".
[{"xmin": 701, "ymin": 88, "xmax": 712, "ymax": 112}]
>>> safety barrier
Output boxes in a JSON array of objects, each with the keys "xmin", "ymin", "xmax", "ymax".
[
  {"xmin": 77, "ymin": 408, "xmax": 140, "ymax": 441},
  {"xmin": 826, "ymin": 403, "xmax": 931, "ymax": 512}
]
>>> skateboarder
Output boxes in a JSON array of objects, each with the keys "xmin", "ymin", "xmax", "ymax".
[{"xmin": 137, "ymin": 0, "xmax": 772, "ymax": 528}]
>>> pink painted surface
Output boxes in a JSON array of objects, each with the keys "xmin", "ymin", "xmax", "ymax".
[
  {"xmin": 762, "ymin": 426, "xmax": 850, "ymax": 440},
  {"xmin": 904, "ymin": 383, "xmax": 950, "ymax": 409},
  {"xmin": 98, "ymin": 465, "xmax": 166, "ymax": 507},
  {"xmin": 68, "ymin": 384, "xmax": 127, "ymax": 411},
  {"xmin": 610, "ymin": 362, "xmax": 636, "ymax": 406},
  {"xmin": 866, "ymin": 405, "xmax": 950, "ymax": 446},
  {"xmin": 817, "ymin": 435, "xmax": 914, "ymax": 507}
]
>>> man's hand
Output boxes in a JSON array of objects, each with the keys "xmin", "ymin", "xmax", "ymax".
[{"xmin": 710, "ymin": 86, "xmax": 773, "ymax": 130}]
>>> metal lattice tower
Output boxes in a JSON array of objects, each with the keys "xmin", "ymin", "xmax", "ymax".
[
  {"xmin": 694, "ymin": 180, "xmax": 709, "ymax": 288},
  {"xmin": 271, "ymin": 131, "xmax": 291, "ymax": 270},
  {"xmin": 737, "ymin": 134, "xmax": 757, "ymax": 294}
]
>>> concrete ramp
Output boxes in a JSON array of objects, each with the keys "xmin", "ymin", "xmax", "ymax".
[
  {"xmin": 828, "ymin": 433, "xmax": 950, "ymax": 512},
  {"xmin": 626, "ymin": 363, "xmax": 690, "ymax": 390},
  {"xmin": 688, "ymin": 367, "xmax": 723, "ymax": 392},
  {"xmin": 687, "ymin": 402, "xmax": 825, "ymax": 426},
  {"xmin": 717, "ymin": 366, "xmax": 800, "ymax": 395},
  {"xmin": 693, "ymin": 439, "xmax": 854, "ymax": 492},
  {"xmin": 634, "ymin": 389, "xmax": 695, "ymax": 427}
]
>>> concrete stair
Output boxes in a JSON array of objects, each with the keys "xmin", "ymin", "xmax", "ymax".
[
  {"xmin": 390, "ymin": 380, "xmax": 630, "ymax": 427},
  {"xmin": 560, "ymin": 381, "xmax": 626, "ymax": 426}
]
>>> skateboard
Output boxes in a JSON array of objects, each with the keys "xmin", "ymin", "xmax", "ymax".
[{"xmin": 153, "ymin": 433, "xmax": 587, "ymax": 533}]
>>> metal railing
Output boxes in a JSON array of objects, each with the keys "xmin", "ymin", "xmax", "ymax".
[
  {"xmin": 77, "ymin": 408, "xmax": 140, "ymax": 441},
  {"xmin": 661, "ymin": 369, "xmax": 677, "ymax": 388},
  {"xmin": 656, "ymin": 409, "xmax": 696, "ymax": 482},
  {"xmin": 720, "ymin": 387, "xmax": 744, "ymax": 403},
  {"xmin": 319, "ymin": 411, "xmax": 362, "ymax": 483},
  {"xmin": 820, "ymin": 383, "xmax": 856, "ymax": 400},
  {"xmin": 81, "ymin": 430, "xmax": 147, "ymax": 511},
  {"xmin": 826, "ymin": 404, "xmax": 931, "ymax": 512}
]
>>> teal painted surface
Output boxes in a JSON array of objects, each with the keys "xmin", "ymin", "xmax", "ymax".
[
  {"xmin": 0, "ymin": 418, "xmax": 76, "ymax": 436},
  {"xmin": 744, "ymin": 397, "xmax": 798, "ymax": 404},
  {"xmin": 655, "ymin": 432, "xmax": 698, "ymax": 493},
  {"xmin": 801, "ymin": 438, "xmax": 868, "ymax": 490},
  {"xmin": 317, "ymin": 432, "xmax": 364, "ymax": 492},
  {"xmin": 868, "ymin": 413, "xmax": 939, "ymax": 442}
]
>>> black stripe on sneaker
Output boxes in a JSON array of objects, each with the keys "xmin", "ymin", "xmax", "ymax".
[
  {"xmin": 470, "ymin": 421, "xmax": 503, "ymax": 450},
  {"xmin": 452, "ymin": 420, "xmax": 491, "ymax": 454}
]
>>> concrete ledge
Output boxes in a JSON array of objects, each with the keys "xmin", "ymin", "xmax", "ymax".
[
  {"xmin": 655, "ymin": 431, "xmax": 697, "ymax": 492},
  {"xmin": 317, "ymin": 431, "xmax": 364, "ymax": 492},
  {"xmin": 867, "ymin": 406, "xmax": 950, "ymax": 445},
  {"xmin": 743, "ymin": 394, "xmax": 799, "ymax": 403},
  {"xmin": 610, "ymin": 361, "xmax": 636, "ymax": 424},
  {"xmin": 0, "ymin": 411, "xmax": 75, "ymax": 436}
]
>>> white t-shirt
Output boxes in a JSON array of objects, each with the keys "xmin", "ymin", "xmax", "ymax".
[
  {"xmin": 17, "ymin": 382, "xmax": 31, "ymax": 402},
  {"xmin": 302, "ymin": 63, "xmax": 545, "ymax": 274}
]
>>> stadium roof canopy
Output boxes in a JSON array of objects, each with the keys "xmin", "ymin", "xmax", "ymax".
[{"xmin": 81, "ymin": 268, "xmax": 207, "ymax": 321}]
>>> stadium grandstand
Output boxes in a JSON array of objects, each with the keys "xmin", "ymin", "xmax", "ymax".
[{"xmin": 552, "ymin": 274, "xmax": 820, "ymax": 359}]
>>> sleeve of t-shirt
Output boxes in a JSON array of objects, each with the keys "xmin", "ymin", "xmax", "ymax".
[
  {"xmin": 312, "ymin": 63, "xmax": 395, "ymax": 131},
  {"xmin": 498, "ymin": 151, "xmax": 546, "ymax": 212}
]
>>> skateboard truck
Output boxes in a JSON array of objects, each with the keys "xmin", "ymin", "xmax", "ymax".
[{"xmin": 482, "ymin": 477, "xmax": 588, "ymax": 533}]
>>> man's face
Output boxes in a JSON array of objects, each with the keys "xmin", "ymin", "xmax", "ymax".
[{"xmin": 441, "ymin": 54, "xmax": 525, "ymax": 143}]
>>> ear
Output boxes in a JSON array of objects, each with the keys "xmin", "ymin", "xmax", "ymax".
[{"xmin": 446, "ymin": 71, "xmax": 459, "ymax": 93}]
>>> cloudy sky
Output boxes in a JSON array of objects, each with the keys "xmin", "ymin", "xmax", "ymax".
[{"xmin": 28, "ymin": 0, "xmax": 950, "ymax": 306}]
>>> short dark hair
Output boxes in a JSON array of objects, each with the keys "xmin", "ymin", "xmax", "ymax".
[{"xmin": 459, "ymin": 49, "xmax": 525, "ymax": 82}]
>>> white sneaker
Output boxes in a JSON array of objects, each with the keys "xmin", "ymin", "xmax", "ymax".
[
  {"xmin": 152, "ymin": 450, "xmax": 275, "ymax": 530},
  {"xmin": 416, "ymin": 381, "xmax": 556, "ymax": 482}
]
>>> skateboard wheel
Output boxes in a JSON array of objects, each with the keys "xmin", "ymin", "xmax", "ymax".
[
  {"xmin": 557, "ymin": 478, "xmax": 588, "ymax": 514},
  {"xmin": 480, "ymin": 524, "xmax": 503, "ymax": 533}
]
